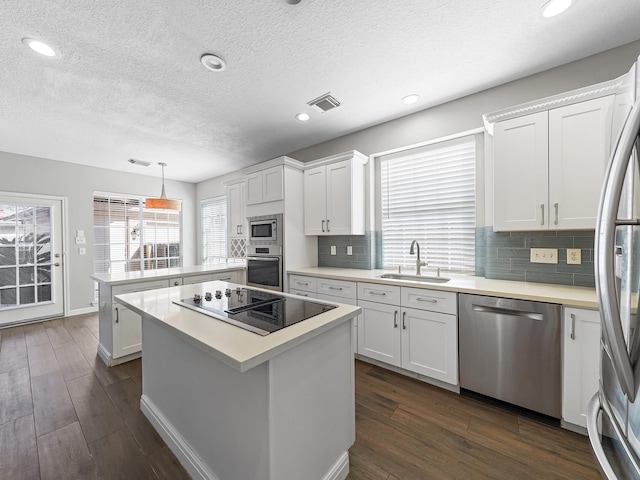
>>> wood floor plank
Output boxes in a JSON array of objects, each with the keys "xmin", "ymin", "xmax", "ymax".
[
  {"xmin": 23, "ymin": 323, "xmax": 50, "ymax": 347},
  {"xmin": 31, "ymin": 372, "xmax": 77, "ymax": 437},
  {"xmin": 0, "ymin": 414, "xmax": 39, "ymax": 480},
  {"xmin": 1, "ymin": 326, "xmax": 25, "ymax": 347},
  {"xmin": 0, "ymin": 340, "xmax": 29, "ymax": 375},
  {"xmin": 27, "ymin": 343, "xmax": 61, "ymax": 378},
  {"xmin": 66, "ymin": 373, "xmax": 125, "ymax": 443},
  {"xmin": 45, "ymin": 324, "xmax": 74, "ymax": 349},
  {"xmin": 52, "ymin": 343, "xmax": 92, "ymax": 381},
  {"xmin": 89, "ymin": 427, "xmax": 157, "ymax": 479},
  {"xmin": 0, "ymin": 367, "xmax": 33, "ymax": 426},
  {"xmin": 37, "ymin": 421, "xmax": 98, "ymax": 480},
  {"xmin": 148, "ymin": 445, "xmax": 193, "ymax": 480}
]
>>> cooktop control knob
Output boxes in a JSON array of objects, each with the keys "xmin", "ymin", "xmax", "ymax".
[
  {"xmin": 193, "ymin": 294, "xmax": 202, "ymax": 303},
  {"xmin": 225, "ymin": 288, "xmax": 231, "ymax": 296},
  {"xmin": 215, "ymin": 290, "xmax": 222, "ymax": 299},
  {"xmin": 236, "ymin": 287, "xmax": 242, "ymax": 295},
  {"xmin": 204, "ymin": 292, "xmax": 212, "ymax": 301}
]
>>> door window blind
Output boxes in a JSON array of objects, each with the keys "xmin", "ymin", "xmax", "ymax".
[
  {"xmin": 380, "ymin": 135, "xmax": 476, "ymax": 273},
  {"xmin": 202, "ymin": 196, "xmax": 227, "ymax": 265},
  {"xmin": 93, "ymin": 192, "xmax": 182, "ymax": 274}
]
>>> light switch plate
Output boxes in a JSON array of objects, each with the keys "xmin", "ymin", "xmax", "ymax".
[
  {"xmin": 347, "ymin": 246, "xmax": 353, "ymax": 255},
  {"xmin": 75, "ymin": 237, "xmax": 86, "ymax": 245},
  {"xmin": 530, "ymin": 248, "xmax": 558, "ymax": 264},
  {"xmin": 567, "ymin": 248, "xmax": 582, "ymax": 265},
  {"xmin": 79, "ymin": 247, "xmax": 86, "ymax": 255},
  {"xmin": 330, "ymin": 245, "xmax": 336, "ymax": 255}
]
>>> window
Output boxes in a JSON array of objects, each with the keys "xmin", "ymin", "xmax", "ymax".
[
  {"xmin": 93, "ymin": 192, "xmax": 182, "ymax": 274},
  {"xmin": 379, "ymin": 135, "xmax": 476, "ymax": 273},
  {"xmin": 202, "ymin": 196, "xmax": 227, "ymax": 265}
]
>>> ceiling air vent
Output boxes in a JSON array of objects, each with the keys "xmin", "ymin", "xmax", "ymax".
[{"xmin": 308, "ymin": 93, "xmax": 341, "ymax": 113}]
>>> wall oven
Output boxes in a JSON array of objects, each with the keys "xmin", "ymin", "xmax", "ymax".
[{"xmin": 246, "ymin": 245, "xmax": 283, "ymax": 292}]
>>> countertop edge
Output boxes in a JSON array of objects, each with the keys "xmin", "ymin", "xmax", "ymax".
[{"xmin": 91, "ymin": 263, "xmax": 245, "ymax": 286}]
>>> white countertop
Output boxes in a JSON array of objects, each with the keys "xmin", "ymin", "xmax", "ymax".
[
  {"xmin": 114, "ymin": 281, "xmax": 361, "ymax": 372},
  {"xmin": 288, "ymin": 267, "xmax": 599, "ymax": 309},
  {"xmin": 91, "ymin": 262, "xmax": 245, "ymax": 286}
]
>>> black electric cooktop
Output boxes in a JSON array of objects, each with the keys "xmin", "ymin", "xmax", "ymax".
[{"xmin": 173, "ymin": 287, "xmax": 337, "ymax": 336}]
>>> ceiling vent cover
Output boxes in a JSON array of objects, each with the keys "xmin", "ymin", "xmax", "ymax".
[{"xmin": 308, "ymin": 93, "xmax": 341, "ymax": 113}]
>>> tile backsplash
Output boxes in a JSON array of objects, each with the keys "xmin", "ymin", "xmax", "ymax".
[
  {"xmin": 316, "ymin": 227, "xmax": 595, "ymax": 288},
  {"xmin": 476, "ymin": 226, "xmax": 595, "ymax": 287}
]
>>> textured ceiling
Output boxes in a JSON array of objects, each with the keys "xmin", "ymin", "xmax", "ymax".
[{"xmin": 2, "ymin": 0, "xmax": 640, "ymax": 182}]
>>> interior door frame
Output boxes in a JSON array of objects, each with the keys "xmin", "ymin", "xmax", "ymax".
[{"xmin": 0, "ymin": 190, "xmax": 69, "ymax": 323}]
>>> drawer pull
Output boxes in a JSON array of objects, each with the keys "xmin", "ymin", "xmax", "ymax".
[
  {"xmin": 369, "ymin": 291, "xmax": 386, "ymax": 296},
  {"xmin": 416, "ymin": 297, "xmax": 437, "ymax": 303},
  {"xmin": 297, "ymin": 281, "xmax": 309, "ymax": 286},
  {"xmin": 174, "ymin": 281, "xmax": 180, "ymax": 286},
  {"xmin": 328, "ymin": 286, "xmax": 343, "ymax": 291}
]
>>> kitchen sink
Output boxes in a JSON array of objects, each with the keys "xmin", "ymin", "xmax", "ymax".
[{"xmin": 378, "ymin": 273, "xmax": 450, "ymax": 283}]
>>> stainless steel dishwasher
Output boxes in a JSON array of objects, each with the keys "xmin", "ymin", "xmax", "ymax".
[{"xmin": 458, "ymin": 293, "xmax": 561, "ymax": 418}]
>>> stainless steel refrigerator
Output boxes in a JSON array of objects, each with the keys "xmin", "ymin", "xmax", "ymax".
[{"xmin": 587, "ymin": 57, "xmax": 640, "ymax": 479}]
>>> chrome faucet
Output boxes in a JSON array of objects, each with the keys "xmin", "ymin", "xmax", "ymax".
[{"xmin": 409, "ymin": 240, "xmax": 427, "ymax": 275}]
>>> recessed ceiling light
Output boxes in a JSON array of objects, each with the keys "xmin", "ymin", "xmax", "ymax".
[
  {"xmin": 401, "ymin": 94, "xmax": 420, "ymax": 105},
  {"xmin": 283, "ymin": 0, "xmax": 302, "ymax": 4},
  {"xmin": 541, "ymin": 0, "xmax": 573, "ymax": 18},
  {"xmin": 22, "ymin": 38, "xmax": 58, "ymax": 57},
  {"xmin": 200, "ymin": 54, "xmax": 227, "ymax": 72},
  {"xmin": 296, "ymin": 113, "xmax": 310, "ymax": 122}
]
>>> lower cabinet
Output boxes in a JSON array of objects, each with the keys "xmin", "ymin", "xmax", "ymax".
[
  {"xmin": 562, "ymin": 307, "xmax": 601, "ymax": 429},
  {"xmin": 357, "ymin": 283, "xmax": 458, "ymax": 385}
]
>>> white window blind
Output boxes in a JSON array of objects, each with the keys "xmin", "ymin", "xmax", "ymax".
[
  {"xmin": 202, "ymin": 196, "xmax": 227, "ymax": 265},
  {"xmin": 93, "ymin": 192, "xmax": 182, "ymax": 274},
  {"xmin": 380, "ymin": 135, "xmax": 476, "ymax": 273}
]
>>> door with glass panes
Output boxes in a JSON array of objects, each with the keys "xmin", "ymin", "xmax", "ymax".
[{"xmin": 0, "ymin": 194, "xmax": 64, "ymax": 325}]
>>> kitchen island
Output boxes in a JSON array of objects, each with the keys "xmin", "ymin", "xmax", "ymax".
[{"xmin": 115, "ymin": 280, "xmax": 361, "ymax": 480}]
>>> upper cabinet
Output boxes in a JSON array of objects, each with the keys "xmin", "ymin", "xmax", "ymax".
[
  {"xmin": 246, "ymin": 165, "xmax": 284, "ymax": 205},
  {"xmin": 227, "ymin": 181, "xmax": 246, "ymax": 239},
  {"xmin": 303, "ymin": 151, "xmax": 368, "ymax": 236},
  {"xmin": 492, "ymin": 96, "xmax": 614, "ymax": 231}
]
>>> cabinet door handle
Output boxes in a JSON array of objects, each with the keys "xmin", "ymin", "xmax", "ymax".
[
  {"xmin": 115, "ymin": 307, "xmax": 119, "ymax": 323},
  {"xmin": 540, "ymin": 204, "xmax": 545, "ymax": 226},
  {"xmin": 402, "ymin": 311, "xmax": 407, "ymax": 330},
  {"xmin": 393, "ymin": 310, "xmax": 398, "ymax": 328},
  {"xmin": 416, "ymin": 297, "xmax": 437, "ymax": 303},
  {"xmin": 322, "ymin": 220, "xmax": 325, "ymax": 232},
  {"xmin": 554, "ymin": 203, "xmax": 559, "ymax": 225},
  {"xmin": 327, "ymin": 219, "xmax": 330, "ymax": 232},
  {"xmin": 570, "ymin": 313, "xmax": 576, "ymax": 340}
]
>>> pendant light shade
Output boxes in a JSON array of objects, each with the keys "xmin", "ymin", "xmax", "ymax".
[{"xmin": 145, "ymin": 163, "xmax": 181, "ymax": 211}]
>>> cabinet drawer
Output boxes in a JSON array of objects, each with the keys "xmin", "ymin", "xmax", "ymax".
[
  {"xmin": 317, "ymin": 278, "xmax": 356, "ymax": 299},
  {"xmin": 401, "ymin": 287, "xmax": 457, "ymax": 315},
  {"xmin": 112, "ymin": 279, "xmax": 170, "ymax": 295},
  {"xmin": 289, "ymin": 288, "xmax": 317, "ymax": 299},
  {"xmin": 289, "ymin": 275, "xmax": 317, "ymax": 293},
  {"xmin": 358, "ymin": 282, "xmax": 401, "ymax": 305}
]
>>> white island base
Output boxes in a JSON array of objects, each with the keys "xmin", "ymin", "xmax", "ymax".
[{"xmin": 140, "ymin": 316, "xmax": 354, "ymax": 480}]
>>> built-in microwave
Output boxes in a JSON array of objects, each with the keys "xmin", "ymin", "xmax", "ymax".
[{"xmin": 248, "ymin": 214, "xmax": 282, "ymax": 244}]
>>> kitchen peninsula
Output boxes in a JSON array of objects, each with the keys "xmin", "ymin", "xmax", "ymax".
[{"xmin": 115, "ymin": 280, "xmax": 361, "ymax": 480}]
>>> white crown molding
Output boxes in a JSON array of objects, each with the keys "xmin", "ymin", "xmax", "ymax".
[
  {"xmin": 304, "ymin": 150, "xmax": 369, "ymax": 169},
  {"xmin": 483, "ymin": 77, "xmax": 622, "ymax": 135},
  {"xmin": 242, "ymin": 155, "xmax": 304, "ymax": 175}
]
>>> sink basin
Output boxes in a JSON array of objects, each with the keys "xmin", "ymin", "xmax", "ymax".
[{"xmin": 378, "ymin": 273, "xmax": 450, "ymax": 283}]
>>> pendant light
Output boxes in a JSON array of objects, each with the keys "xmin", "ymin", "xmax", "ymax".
[{"xmin": 145, "ymin": 163, "xmax": 181, "ymax": 211}]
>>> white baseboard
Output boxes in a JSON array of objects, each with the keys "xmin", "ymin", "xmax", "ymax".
[
  {"xmin": 140, "ymin": 395, "xmax": 219, "ymax": 480},
  {"xmin": 97, "ymin": 343, "xmax": 112, "ymax": 366},
  {"xmin": 324, "ymin": 451, "xmax": 350, "ymax": 480},
  {"xmin": 69, "ymin": 306, "xmax": 99, "ymax": 316}
]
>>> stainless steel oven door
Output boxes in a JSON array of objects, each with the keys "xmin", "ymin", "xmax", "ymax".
[{"xmin": 246, "ymin": 255, "xmax": 283, "ymax": 292}]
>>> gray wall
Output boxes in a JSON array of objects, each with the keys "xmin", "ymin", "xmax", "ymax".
[{"xmin": 0, "ymin": 152, "xmax": 197, "ymax": 312}]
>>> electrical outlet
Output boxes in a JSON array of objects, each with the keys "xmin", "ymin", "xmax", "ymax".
[
  {"xmin": 347, "ymin": 246, "xmax": 353, "ymax": 255},
  {"xmin": 75, "ymin": 237, "xmax": 86, "ymax": 245},
  {"xmin": 530, "ymin": 248, "xmax": 558, "ymax": 264},
  {"xmin": 567, "ymin": 248, "xmax": 581, "ymax": 265},
  {"xmin": 330, "ymin": 245, "xmax": 336, "ymax": 256},
  {"xmin": 79, "ymin": 247, "xmax": 86, "ymax": 255}
]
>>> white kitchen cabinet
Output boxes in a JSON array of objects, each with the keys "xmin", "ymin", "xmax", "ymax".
[
  {"xmin": 304, "ymin": 152, "xmax": 366, "ymax": 236},
  {"xmin": 562, "ymin": 307, "xmax": 601, "ymax": 429},
  {"xmin": 111, "ymin": 279, "xmax": 170, "ymax": 360},
  {"xmin": 246, "ymin": 165, "xmax": 284, "ymax": 205},
  {"xmin": 227, "ymin": 182, "xmax": 246, "ymax": 238},
  {"xmin": 357, "ymin": 283, "xmax": 458, "ymax": 385},
  {"xmin": 493, "ymin": 95, "xmax": 614, "ymax": 231}
]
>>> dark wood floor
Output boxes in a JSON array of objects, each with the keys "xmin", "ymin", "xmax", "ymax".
[{"xmin": 0, "ymin": 313, "xmax": 601, "ymax": 479}]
